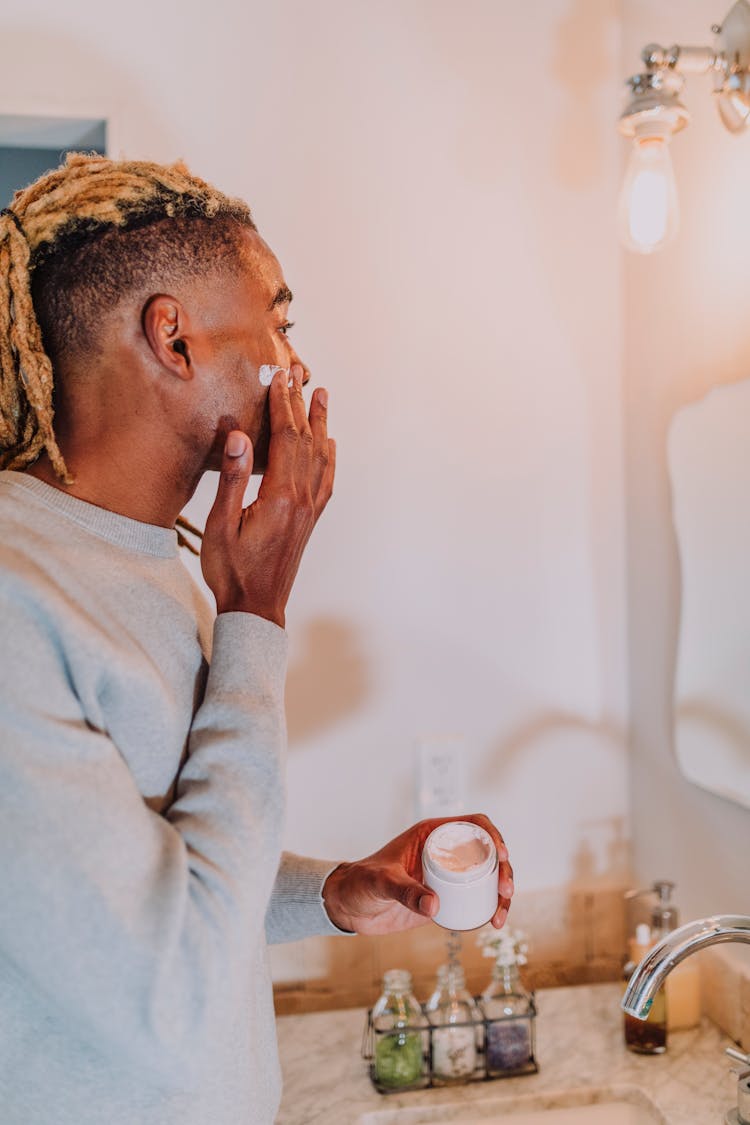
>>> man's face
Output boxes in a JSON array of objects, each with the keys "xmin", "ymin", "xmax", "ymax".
[{"xmin": 191, "ymin": 228, "xmax": 309, "ymax": 474}]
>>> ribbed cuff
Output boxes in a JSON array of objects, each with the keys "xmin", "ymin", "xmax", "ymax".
[
  {"xmin": 210, "ymin": 613, "xmax": 288, "ymax": 695},
  {"xmin": 319, "ymin": 863, "xmax": 356, "ymax": 935},
  {"xmin": 266, "ymin": 855, "xmax": 357, "ymax": 942}
]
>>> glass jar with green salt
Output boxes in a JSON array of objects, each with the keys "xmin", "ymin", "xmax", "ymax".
[{"xmin": 372, "ymin": 969, "xmax": 427, "ymax": 1089}]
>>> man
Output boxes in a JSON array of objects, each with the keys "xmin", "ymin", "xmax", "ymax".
[{"xmin": 0, "ymin": 153, "xmax": 513, "ymax": 1124}]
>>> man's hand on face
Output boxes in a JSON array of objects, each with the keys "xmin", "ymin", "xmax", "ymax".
[
  {"xmin": 321, "ymin": 815, "xmax": 514, "ymax": 936},
  {"xmin": 201, "ymin": 365, "xmax": 335, "ymax": 627}
]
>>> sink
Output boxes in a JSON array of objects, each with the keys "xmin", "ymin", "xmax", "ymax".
[
  {"xmin": 356, "ymin": 1088, "xmax": 666, "ymax": 1125},
  {"xmin": 359, "ymin": 1109, "xmax": 656, "ymax": 1125}
]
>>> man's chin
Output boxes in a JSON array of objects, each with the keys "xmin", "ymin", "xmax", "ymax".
[
  {"xmin": 206, "ymin": 412, "xmax": 270, "ymax": 476},
  {"xmin": 248, "ymin": 408, "xmax": 271, "ymax": 475},
  {"xmin": 248, "ymin": 429, "xmax": 270, "ymax": 475}
]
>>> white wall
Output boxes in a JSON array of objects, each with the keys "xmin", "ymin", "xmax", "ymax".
[
  {"xmin": 1, "ymin": 1, "xmax": 628, "ymax": 916},
  {"xmin": 622, "ymin": 0, "xmax": 750, "ymax": 939}
]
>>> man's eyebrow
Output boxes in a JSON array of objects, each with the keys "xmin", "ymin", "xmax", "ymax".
[{"xmin": 268, "ymin": 285, "xmax": 293, "ymax": 311}]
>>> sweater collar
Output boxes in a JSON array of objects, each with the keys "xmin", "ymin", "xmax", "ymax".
[{"xmin": 0, "ymin": 472, "xmax": 180, "ymax": 559}]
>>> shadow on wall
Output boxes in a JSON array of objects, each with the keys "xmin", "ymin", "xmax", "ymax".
[
  {"xmin": 285, "ymin": 617, "xmax": 371, "ymax": 744},
  {"xmin": 476, "ymin": 711, "xmax": 631, "ymax": 973},
  {"xmin": 405, "ymin": 0, "xmax": 617, "ymax": 189},
  {"xmin": 475, "ymin": 708, "xmax": 627, "ymax": 792},
  {"xmin": 551, "ymin": 0, "xmax": 619, "ymax": 189},
  {"xmin": 474, "ymin": 712, "xmax": 631, "ymax": 900}
]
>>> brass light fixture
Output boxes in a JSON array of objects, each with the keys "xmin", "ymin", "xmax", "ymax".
[{"xmin": 619, "ymin": 0, "xmax": 750, "ymax": 254}]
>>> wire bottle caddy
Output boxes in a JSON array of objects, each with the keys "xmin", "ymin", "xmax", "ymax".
[{"xmin": 361, "ymin": 991, "xmax": 538, "ymax": 1095}]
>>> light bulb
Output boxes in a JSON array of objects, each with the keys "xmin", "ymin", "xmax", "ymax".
[
  {"xmin": 618, "ymin": 131, "xmax": 679, "ymax": 254},
  {"xmin": 716, "ymin": 69, "xmax": 750, "ymax": 133}
]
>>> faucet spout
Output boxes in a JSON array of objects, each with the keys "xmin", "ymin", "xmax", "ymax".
[{"xmin": 622, "ymin": 914, "xmax": 750, "ymax": 1019}]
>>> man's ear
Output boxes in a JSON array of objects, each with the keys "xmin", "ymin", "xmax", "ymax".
[{"xmin": 141, "ymin": 294, "xmax": 193, "ymax": 380}]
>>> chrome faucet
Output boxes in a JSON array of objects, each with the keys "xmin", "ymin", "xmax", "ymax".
[{"xmin": 622, "ymin": 914, "xmax": 750, "ymax": 1019}]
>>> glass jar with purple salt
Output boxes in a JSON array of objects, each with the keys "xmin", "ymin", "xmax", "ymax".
[
  {"xmin": 476, "ymin": 926, "xmax": 534, "ymax": 1075},
  {"xmin": 481, "ymin": 961, "xmax": 533, "ymax": 1072}
]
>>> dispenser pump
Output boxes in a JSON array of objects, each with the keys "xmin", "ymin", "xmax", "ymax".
[{"xmin": 650, "ymin": 880, "xmax": 679, "ymax": 938}]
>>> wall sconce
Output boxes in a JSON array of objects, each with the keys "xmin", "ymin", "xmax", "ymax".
[{"xmin": 618, "ymin": 0, "xmax": 750, "ymax": 254}]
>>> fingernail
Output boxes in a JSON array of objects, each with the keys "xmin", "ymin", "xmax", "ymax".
[
  {"xmin": 494, "ymin": 906, "xmax": 509, "ymax": 928},
  {"xmin": 292, "ymin": 363, "xmax": 303, "ymax": 387},
  {"xmin": 418, "ymin": 894, "xmax": 436, "ymax": 917},
  {"xmin": 226, "ymin": 433, "xmax": 247, "ymax": 458},
  {"xmin": 317, "ymin": 387, "xmax": 328, "ymax": 408}
]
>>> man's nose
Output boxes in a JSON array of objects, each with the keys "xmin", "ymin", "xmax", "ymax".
[{"xmin": 291, "ymin": 348, "xmax": 310, "ymax": 385}]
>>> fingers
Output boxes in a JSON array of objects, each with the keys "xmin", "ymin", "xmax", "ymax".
[
  {"xmin": 322, "ymin": 439, "xmax": 336, "ymax": 511},
  {"xmin": 379, "ymin": 869, "xmax": 439, "ymax": 920},
  {"xmin": 309, "ymin": 386, "xmax": 329, "ymax": 497},
  {"xmin": 288, "ymin": 365, "xmax": 313, "ymax": 493},
  {"xmin": 492, "ymin": 894, "xmax": 512, "ymax": 929},
  {"xmin": 498, "ymin": 857, "xmax": 514, "ymax": 900},
  {"xmin": 206, "ymin": 431, "xmax": 254, "ymax": 531},
  {"xmin": 465, "ymin": 813, "xmax": 510, "ymax": 865},
  {"xmin": 309, "ymin": 387, "xmax": 335, "ymax": 516},
  {"xmin": 287, "ymin": 363, "xmax": 308, "ymax": 430},
  {"xmin": 485, "ymin": 812, "xmax": 514, "ymax": 925},
  {"xmin": 262, "ymin": 366, "xmax": 335, "ymax": 519},
  {"xmin": 461, "ymin": 814, "xmax": 513, "ymax": 902},
  {"xmin": 200, "ymin": 370, "xmax": 334, "ymax": 624},
  {"xmin": 260, "ymin": 368, "xmax": 302, "ymax": 494}
]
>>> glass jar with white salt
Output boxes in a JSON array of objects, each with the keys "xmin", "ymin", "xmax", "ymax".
[{"xmin": 426, "ymin": 962, "xmax": 481, "ymax": 1083}]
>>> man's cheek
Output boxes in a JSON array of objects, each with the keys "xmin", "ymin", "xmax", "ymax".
[{"xmin": 258, "ymin": 364, "xmax": 289, "ymax": 387}]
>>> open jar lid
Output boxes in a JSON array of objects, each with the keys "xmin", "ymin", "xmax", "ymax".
[{"xmin": 422, "ymin": 821, "xmax": 497, "ymax": 886}]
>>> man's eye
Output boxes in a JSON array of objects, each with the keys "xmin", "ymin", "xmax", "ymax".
[{"xmin": 278, "ymin": 321, "xmax": 295, "ymax": 337}]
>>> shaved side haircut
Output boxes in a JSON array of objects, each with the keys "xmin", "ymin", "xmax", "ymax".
[{"xmin": 0, "ymin": 153, "xmax": 256, "ymax": 484}]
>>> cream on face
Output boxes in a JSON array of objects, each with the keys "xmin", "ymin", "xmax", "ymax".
[
  {"xmin": 425, "ymin": 822, "xmax": 493, "ymax": 873},
  {"xmin": 258, "ymin": 364, "xmax": 290, "ymax": 387}
]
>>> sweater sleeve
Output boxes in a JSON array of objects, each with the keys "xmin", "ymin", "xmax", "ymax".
[
  {"xmin": 0, "ymin": 594, "xmax": 286, "ymax": 1089},
  {"xmin": 265, "ymin": 853, "xmax": 354, "ymax": 943}
]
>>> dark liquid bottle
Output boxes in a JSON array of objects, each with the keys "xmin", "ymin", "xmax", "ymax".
[
  {"xmin": 622, "ymin": 924, "xmax": 667, "ymax": 1055},
  {"xmin": 623, "ymin": 996, "xmax": 667, "ymax": 1054}
]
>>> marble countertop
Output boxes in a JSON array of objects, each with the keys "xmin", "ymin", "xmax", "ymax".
[{"xmin": 276, "ymin": 984, "xmax": 739, "ymax": 1124}]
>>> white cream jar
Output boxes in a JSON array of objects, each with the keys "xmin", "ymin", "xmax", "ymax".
[{"xmin": 422, "ymin": 821, "xmax": 499, "ymax": 931}]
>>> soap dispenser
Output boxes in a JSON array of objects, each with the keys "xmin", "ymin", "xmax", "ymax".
[{"xmin": 650, "ymin": 881, "xmax": 701, "ymax": 1032}]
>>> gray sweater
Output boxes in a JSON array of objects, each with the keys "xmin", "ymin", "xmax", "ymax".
[{"xmin": 0, "ymin": 470, "xmax": 342, "ymax": 1124}]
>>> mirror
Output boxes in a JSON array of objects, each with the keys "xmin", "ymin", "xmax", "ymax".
[
  {"xmin": 669, "ymin": 378, "xmax": 750, "ymax": 809},
  {"xmin": 0, "ymin": 114, "xmax": 106, "ymax": 208}
]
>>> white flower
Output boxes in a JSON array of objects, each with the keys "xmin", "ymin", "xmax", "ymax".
[{"xmin": 475, "ymin": 925, "xmax": 528, "ymax": 968}]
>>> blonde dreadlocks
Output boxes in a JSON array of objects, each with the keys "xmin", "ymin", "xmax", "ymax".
[{"xmin": 0, "ymin": 152, "xmax": 256, "ymax": 551}]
